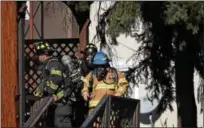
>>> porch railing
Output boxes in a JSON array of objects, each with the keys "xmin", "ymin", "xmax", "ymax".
[{"xmin": 81, "ymin": 95, "xmax": 140, "ymax": 128}]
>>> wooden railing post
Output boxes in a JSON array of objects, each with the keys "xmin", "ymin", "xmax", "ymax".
[
  {"xmin": 1, "ymin": 1, "xmax": 18, "ymax": 127},
  {"xmin": 135, "ymin": 101, "xmax": 140, "ymax": 127},
  {"xmin": 76, "ymin": 18, "xmax": 90, "ymax": 59}
]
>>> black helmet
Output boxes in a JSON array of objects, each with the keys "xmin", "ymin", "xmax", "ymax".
[
  {"xmin": 34, "ymin": 41, "xmax": 54, "ymax": 55},
  {"xmin": 84, "ymin": 43, "xmax": 97, "ymax": 56}
]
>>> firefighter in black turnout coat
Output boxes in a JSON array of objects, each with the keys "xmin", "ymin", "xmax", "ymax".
[
  {"xmin": 72, "ymin": 43, "xmax": 98, "ymax": 127},
  {"xmin": 33, "ymin": 41, "xmax": 73, "ymax": 128},
  {"xmin": 80, "ymin": 43, "xmax": 98, "ymax": 76}
]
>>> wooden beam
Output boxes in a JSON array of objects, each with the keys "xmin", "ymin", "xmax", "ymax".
[
  {"xmin": 1, "ymin": 1, "xmax": 18, "ymax": 127},
  {"xmin": 77, "ymin": 18, "xmax": 90, "ymax": 59}
]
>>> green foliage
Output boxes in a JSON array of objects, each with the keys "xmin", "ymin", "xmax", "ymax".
[
  {"xmin": 164, "ymin": 2, "xmax": 204, "ymax": 34},
  {"xmin": 98, "ymin": 1, "xmax": 204, "ymax": 114},
  {"xmin": 138, "ymin": 2, "xmax": 176, "ymax": 112},
  {"xmin": 106, "ymin": 1, "xmax": 204, "ymax": 36},
  {"xmin": 107, "ymin": 2, "xmax": 140, "ymax": 38},
  {"xmin": 65, "ymin": 1, "xmax": 91, "ymax": 12},
  {"xmin": 64, "ymin": 1, "xmax": 92, "ymax": 30},
  {"xmin": 75, "ymin": 2, "xmax": 91, "ymax": 12}
]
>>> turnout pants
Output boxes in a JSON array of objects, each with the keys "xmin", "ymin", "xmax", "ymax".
[{"xmin": 54, "ymin": 102, "xmax": 73, "ymax": 128}]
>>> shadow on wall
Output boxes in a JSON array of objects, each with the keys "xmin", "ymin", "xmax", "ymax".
[
  {"xmin": 124, "ymin": 68, "xmax": 163, "ymax": 126},
  {"xmin": 140, "ymin": 106, "xmax": 162, "ymax": 125},
  {"xmin": 139, "ymin": 81, "xmax": 163, "ymax": 126}
]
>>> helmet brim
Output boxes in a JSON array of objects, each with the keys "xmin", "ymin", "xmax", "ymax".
[{"xmin": 36, "ymin": 48, "xmax": 56, "ymax": 55}]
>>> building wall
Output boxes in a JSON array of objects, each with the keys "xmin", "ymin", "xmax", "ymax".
[
  {"xmin": 89, "ymin": 2, "xmax": 203, "ymax": 127},
  {"xmin": 24, "ymin": 1, "xmax": 79, "ymax": 40}
]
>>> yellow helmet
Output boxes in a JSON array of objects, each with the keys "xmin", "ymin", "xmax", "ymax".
[
  {"xmin": 34, "ymin": 41, "xmax": 54, "ymax": 55},
  {"xmin": 84, "ymin": 43, "xmax": 97, "ymax": 56}
]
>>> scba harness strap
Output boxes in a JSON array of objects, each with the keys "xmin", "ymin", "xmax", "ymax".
[
  {"xmin": 44, "ymin": 58, "xmax": 70, "ymax": 98},
  {"xmin": 45, "ymin": 58, "xmax": 60, "ymax": 71},
  {"xmin": 45, "ymin": 57, "xmax": 67, "ymax": 81},
  {"xmin": 45, "ymin": 58, "xmax": 80, "ymax": 102}
]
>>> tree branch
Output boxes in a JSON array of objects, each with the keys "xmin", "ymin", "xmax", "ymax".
[
  {"xmin": 62, "ymin": 1, "xmax": 93, "ymax": 31},
  {"xmin": 95, "ymin": 2, "xmax": 118, "ymax": 49}
]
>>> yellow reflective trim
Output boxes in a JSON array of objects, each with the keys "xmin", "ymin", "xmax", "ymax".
[
  {"xmin": 33, "ymin": 87, "xmax": 43, "ymax": 97},
  {"xmin": 86, "ymin": 45, "xmax": 94, "ymax": 48},
  {"xmin": 56, "ymin": 90, "xmax": 64, "ymax": 100},
  {"xmin": 80, "ymin": 76, "xmax": 85, "ymax": 81},
  {"xmin": 82, "ymin": 78, "xmax": 89, "ymax": 84},
  {"xmin": 117, "ymin": 86, "xmax": 128, "ymax": 95},
  {"xmin": 118, "ymin": 87, "xmax": 125, "ymax": 92},
  {"xmin": 81, "ymin": 87, "xmax": 88, "ymax": 93},
  {"xmin": 95, "ymin": 84, "xmax": 118, "ymax": 90},
  {"xmin": 50, "ymin": 69, "xmax": 62, "ymax": 76},
  {"xmin": 89, "ymin": 100, "xmax": 99, "ymax": 107},
  {"xmin": 119, "ymin": 78, "xmax": 127, "ymax": 83},
  {"xmin": 45, "ymin": 43, "xmax": 49, "ymax": 47},
  {"xmin": 41, "ymin": 44, "xmax": 45, "ymax": 49},
  {"xmin": 81, "ymin": 78, "xmax": 89, "ymax": 93},
  {"xmin": 119, "ymin": 78, "xmax": 128, "ymax": 85},
  {"xmin": 46, "ymin": 81, "xmax": 58, "ymax": 90}
]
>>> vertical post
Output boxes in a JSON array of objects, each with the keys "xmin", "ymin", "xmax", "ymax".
[
  {"xmin": 18, "ymin": 5, "xmax": 26, "ymax": 127},
  {"xmin": 77, "ymin": 19, "xmax": 90, "ymax": 59},
  {"xmin": 40, "ymin": 1, "xmax": 44, "ymax": 40},
  {"xmin": 149, "ymin": 113, "xmax": 154, "ymax": 128},
  {"xmin": 2, "ymin": 1, "xmax": 18, "ymax": 127},
  {"xmin": 29, "ymin": 1, "xmax": 33, "ymax": 39},
  {"xmin": 133, "ymin": 101, "xmax": 140, "ymax": 127},
  {"xmin": 102, "ymin": 96, "xmax": 110, "ymax": 127}
]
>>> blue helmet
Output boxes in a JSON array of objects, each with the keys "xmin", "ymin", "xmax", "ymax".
[{"xmin": 92, "ymin": 51, "xmax": 109, "ymax": 65}]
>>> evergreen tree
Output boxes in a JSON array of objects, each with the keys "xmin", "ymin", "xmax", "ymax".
[
  {"xmin": 63, "ymin": 1, "xmax": 92, "ymax": 31},
  {"xmin": 97, "ymin": 1, "xmax": 204, "ymax": 127}
]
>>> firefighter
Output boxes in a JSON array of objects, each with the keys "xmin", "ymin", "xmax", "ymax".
[
  {"xmin": 81, "ymin": 51, "xmax": 128, "ymax": 113},
  {"xmin": 33, "ymin": 41, "xmax": 73, "ymax": 128},
  {"xmin": 80, "ymin": 43, "xmax": 98, "ymax": 76},
  {"xmin": 72, "ymin": 43, "xmax": 98, "ymax": 127}
]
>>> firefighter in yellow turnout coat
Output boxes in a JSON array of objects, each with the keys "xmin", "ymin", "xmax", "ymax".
[{"xmin": 81, "ymin": 51, "xmax": 128, "ymax": 113}]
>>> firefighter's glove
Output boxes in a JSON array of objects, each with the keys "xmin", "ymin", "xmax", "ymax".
[
  {"xmin": 33, "ymin": 86, "xmax": 43, "ymax": 97},
  {"xmin": 114, "ymin": 92, "xmax": 122, "ymax": 97},
  {"xmin": 82, "ymin": 92, "xmax": 90, "ymax": 101},
  {"xmin": 53, "ymin": 90, "xmax": 64, "ymax": 101},
  {"xmin": 52, "ymin": 94, "xmax": 58, "ymax": 101}
]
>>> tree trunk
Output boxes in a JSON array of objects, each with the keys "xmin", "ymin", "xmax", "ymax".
[
  {"xmin": 1, "ymin": 1, "xmax": 18, "ymax": 127},
  {"xmin": 175, "ymin": 40, "xmax": 197, "ymax": 127}
]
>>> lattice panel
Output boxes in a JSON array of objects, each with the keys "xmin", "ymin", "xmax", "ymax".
[
  {"xmin": 108, "ymin": 102, "xmax": 135, "ymax": 128},
  {"xmin": 87, "ymin": 96, "xmax": 137, "ymax": 128},
  {"xmin": 24, "ymin": 41, "xmax": 78, "ymax": 94},
  {"xmin": 90, "ymin": 108, "xmax": 105, "ymax": 128}
]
